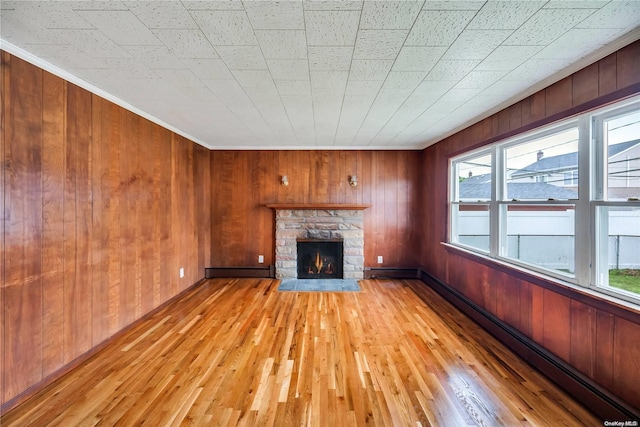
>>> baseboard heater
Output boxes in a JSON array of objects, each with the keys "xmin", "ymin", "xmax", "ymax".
[
  {"xmin": 416, "ymin": 269, "xmax": 640, "ymax": 422},
  {"xmin": 364, "ymin": 267, "xmax": 420, "ymax": 279},
  {"xmin": 205, "ymin": 266, "xmax": 274, "ymax": 279}
]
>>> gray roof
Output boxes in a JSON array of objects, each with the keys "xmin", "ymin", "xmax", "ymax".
[
  {"xmin": 461, "ymin": 173, "xmax": 491, "ymax": 184},
  {"xmin": 511, "ymin": 139, "xmax": 640, "ymax": 177},
  {"xmin": 459, "ymin": 182, "xmax": 578, "ymax": 200}
]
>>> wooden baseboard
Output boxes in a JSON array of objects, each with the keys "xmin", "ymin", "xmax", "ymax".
[
  {"xmin": 416, "ymin": 269, "xmax": 640, "ymax": 422},
  {"xmin": 205, "ymin": 266, "xmax": 274, "ymax": 279},
  {"xmin": 364, "ymin": 267, "xmax": 419, "ymax": 279},
  {"xmin": 0, "ymin": 277, "xmax": 208, "ymax": 415}
]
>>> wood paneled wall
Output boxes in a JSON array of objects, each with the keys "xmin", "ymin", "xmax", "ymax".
[
  {"xmin": 418, "ymin": 41, "xmax": 640, "ymax": 409},
  {"xmin": 0, "ymin": 52, "xmax": 211, "ymax": 407},
  {"xmin": 210, "ymin": 150, "xmax": 420, "ymax": 269}
]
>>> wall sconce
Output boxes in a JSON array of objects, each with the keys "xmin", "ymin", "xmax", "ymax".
[
  {"xmin": 349, "ymin": 175, "xmax": 358, "ymax": 187},
  {"xmin": 281, "ymin": 175, "xmax": 289, "ymax": 186}
]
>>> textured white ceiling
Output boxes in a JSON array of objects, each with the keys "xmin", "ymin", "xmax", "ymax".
[{"xmin": 1, "ymin": 0, "xmax": 639, "ymax": 150}]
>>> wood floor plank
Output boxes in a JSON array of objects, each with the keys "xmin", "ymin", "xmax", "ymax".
[{"xmin": 1, "ymin": 279, "xmax": 600, "ymax": 426}]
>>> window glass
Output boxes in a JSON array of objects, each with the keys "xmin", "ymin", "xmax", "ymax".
[
  {"xmin": 597, "ymin": 206, "xmax": 640, "ymax": 297},
  {"xmin": 456, "ymin": 153, "xmax": 492, "ymax": 202},
  {"xmin": 504, "ymin": 205, "xmax": 575, "ymax": 276},
  {"xmin": 604, "ymin": 111, "xmax": 640, "ymax": 201},
  {"xmin": 506, "ymin": 128, "xmax": 579, "ymax": 200},
  {"xmin": 453, "ymin": 204, "xmax": 490, "ymax": 253}
]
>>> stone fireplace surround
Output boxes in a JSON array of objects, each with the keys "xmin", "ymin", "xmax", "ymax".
[{"xmin": 267, "ymin": 204, "xmax": 369, "ymax": 280}]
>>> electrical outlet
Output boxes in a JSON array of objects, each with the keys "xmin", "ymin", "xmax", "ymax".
[
  {"xmin": 179, "ymin": 267, "xmax": 184, "ymax": 278},
  {"xmin": 377, "ymin": 256, "xmax": 383, "ymax": 264},
  {"xmin": 258, "ymin": 255, "xmax": 264, "ymax": 264}
]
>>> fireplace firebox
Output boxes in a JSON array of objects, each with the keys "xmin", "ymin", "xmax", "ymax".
[{"xmin": 297, "ymin": 239, "xmax": 343, "ymax": 279}]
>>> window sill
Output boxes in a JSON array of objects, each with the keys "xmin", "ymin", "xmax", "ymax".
[{"xmin": 441, "ymin": 242, "xmax": 640, "ymax": 322}]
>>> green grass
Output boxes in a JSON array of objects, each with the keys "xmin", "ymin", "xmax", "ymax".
[{"xmin": 609, "ymin": 269, "xmax": 640, "ymax": 294}]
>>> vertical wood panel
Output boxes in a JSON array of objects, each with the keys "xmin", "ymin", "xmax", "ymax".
[
  {"xmin": 169, "ymin": 135, "xmax": 180, "ymax": 295},
  {"xmin": 67, "ymin": 84, "xmax": 93, "ymax": 357},
  {"xmin": 518, "ymin": 280, "xmax": 532, "ymax": 338},
  {"xmin": 41, "ymin": 72, "xmax": 66, "ymax": 375},
  {"xmin": 157, "ymin": 127, "xmax": 173, "ymax": 304},
  {"xmin": 509, "ymin": 101, "xmax": 522, "ymax": 130},
  {"xmin": 483, "ymin": 267, "xmax": 499, "ymax": 315},
  {"xmin": 103, "ymin": 101, "xmax": 121, "ymax": 336},
  {"xmin": 182, "ymin": 137, "xmax": 196, "ymax": 287},
  {"xmin": 118, "ymin": 109, "xmax": 135, "ymax": 328},
  {"xmin": 384, "ymin": 152, "xmax": 397, "ymax": 266},
  {"xmin": 63, "ymin": 83, "xmax": 78, "ymax": 362},
  {"xmin": 613, "ymin": 317, "xmax": 640, "ymax": 408},
  {"xmin": 497, "ymin": 108, "xmax": 510, "ymax": 138},
  {"xmin": 543, "ymin": 290, "xmax": 571, "ymax": 362},
  {"xmin": 572, "ymin": 63, "xmax": 599, "ymax": 106},
  {"xmin": 131, "ymin": 114, "xmax": 142, "ymax": 315},
  {"xmin": 595, "ymin": 311, "xmax": 614, "ymax": 391},
  {"xmin": 545, "ymin": 77, "xmax": 572, "ymax": 117},
  {"xmin": 1, "ymin": 51, "xmax": 7, "ymax": 407},
  {"xmin": 598, "ymin": 53, "xmax": 617, "ymax": 96},
  {"xmin": 361, "ymin": 151, "xmax": 373, "ymax": 266},
  {"xmin": 530, "ymin": 285, "xmax": 544, "ymax": 344},
  {"xmin": 91, "ymin": 95, "xmax": 108, "ymax": 346},
  {"xmin": 521, "ymin": 94, "xmax": 546, "ymax": 127},
  {"xmin": 570, "ymin": 300, "xmax": 595, "ymax": 378},
  {"xmin": 150, "ymin": 123, "xmax": 164, "ymax": 307},
  {"xmin": 373, "ymin": 151, "xmax": 385, "ymax": 265},
  {"xmin": 139, "ymin": 119, "xmax": 155, "ymax": 315},
  {"xmin": 616, "ymin": 41, "xmax": 640, "ymax": 89},
  {"xmin": 4, "ymin": 55, "xmax": 44, "ymax": 401},
  {"xmin": 397, "ymin": 152, "xmax": 410, "ymax": 266},
  {"xmin": 495, "ymin": 274, "xmax": 519, "ymax": 328},
  {"xmin": 195, "ymin": 145, "xmax": 211, "ymax": 276}
]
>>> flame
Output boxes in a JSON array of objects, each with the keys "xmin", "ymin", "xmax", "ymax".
[{"xmin": 314, "ymin": 251, "xmax": 323, "ymax": 273}]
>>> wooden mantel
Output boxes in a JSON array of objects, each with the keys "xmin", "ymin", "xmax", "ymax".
[{"xmin": 266, "ymin": 203, "xmax": 371, "ymax": 210}]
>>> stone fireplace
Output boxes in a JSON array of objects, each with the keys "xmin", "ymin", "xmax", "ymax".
[{"xmin": 269, "ymin": 205, "xmax": 368, "ymax": 280}]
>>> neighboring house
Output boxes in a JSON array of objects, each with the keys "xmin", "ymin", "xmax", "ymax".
[
  {"xmin": 459, "ymin": 182, "xmax": 578, "ymax": 201},
  {"xmin": 510, "ymin": 139, "xmax": 640, "ymax": 199},
  {"xmin": 459, "ymin": 172, "xmax": 578, "ymax": 200}
]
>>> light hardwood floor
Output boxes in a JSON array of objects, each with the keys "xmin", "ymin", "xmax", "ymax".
[{"xmin": 1, "ymin": 278, "xmax": 600, "ymax": 426}]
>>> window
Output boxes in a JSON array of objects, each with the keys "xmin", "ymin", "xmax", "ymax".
[
  {"xmin": 449, "ymin": 96, "xmax": 640, "ymax": 305},
  {"xmin": 593, "ymin": 106, "xmax": 640, "ymax": 300},
  {"xmin": 450, "ymin": 151, "xmax": 492, "ymax": 253}
]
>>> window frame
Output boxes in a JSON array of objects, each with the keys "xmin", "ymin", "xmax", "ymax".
[
  {"xmin": 449, "ymin": 147, "xmax": 493, "ymax": 253},
  {"xmin": 590, "ymin": 101, "xmax": 640, "ymax": 302},
  {"xmin": 448, "ymin": 95, "xmax": 640, "ymax": 307}
]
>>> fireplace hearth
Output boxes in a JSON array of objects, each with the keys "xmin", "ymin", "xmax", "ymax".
[{"xmin": 297, "ymin": 239, "xmax": 343, "ymax": 279}]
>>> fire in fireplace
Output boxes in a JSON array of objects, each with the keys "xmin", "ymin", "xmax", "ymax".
[{"xmin": 297, "ymin": 239, "xmax": 343, "ymax": 279}]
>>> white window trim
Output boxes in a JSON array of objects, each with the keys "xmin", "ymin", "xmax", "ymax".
[{"xmin": 449, "ymin": 95, "xmax": 640, "ymax": 307}]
